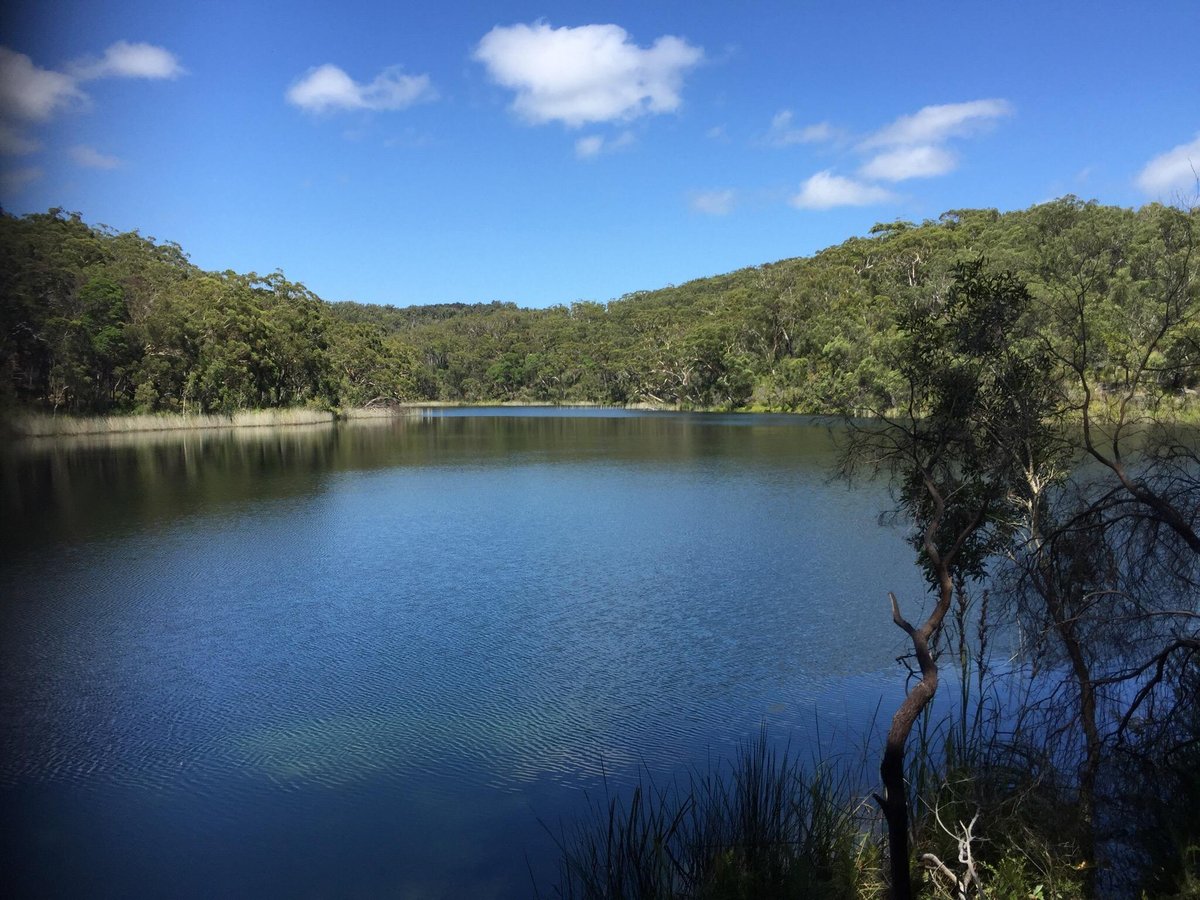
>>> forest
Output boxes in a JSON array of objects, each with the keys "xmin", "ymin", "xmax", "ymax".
[{"xmin": 1, "ymin": 198, "xmax": 1197, "ymax": 418}]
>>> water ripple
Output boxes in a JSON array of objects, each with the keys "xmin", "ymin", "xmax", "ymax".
[{"xmin": 0, "ymin": 413, "xmax": 927, "ymax": 898}]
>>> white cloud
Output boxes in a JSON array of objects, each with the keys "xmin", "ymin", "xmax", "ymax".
[
  {"xmin": 1135, "ymin": 133, "xmax": 1200, "ymax": 197},
  {"xmin": 689, "ymin": 189, "xmax": 736, "ymax": 215},
  {"xmin": 766, "ymin": 110, "xmax": 837, "ymax": 146},
  {"xmin": 574, "ymin": 130, "xmax": 635, "ymax": 159},
  {"xmin": 0, "ymin": 41, "xmax": 183, "ymax": 160},
  {"xmin": 474, "ymin": 22, "xmax": 703, "ymax": 127},
  {"xmin": 791, "ymin": 171, "xmax": 894, "ymax": 210},
  {"xmin": 0, "ymin": 165, "xmax": 42, "ymax": 195},
  {"xmin": 72, "ymin": 41, "xmax": 184, "ymax": 81},
  {"xmin": 0, "ymin": 121, "xmax": 40, "ymax": 155},
  {"xmin": 836, "ymin": 99, "xmax": 1011, "ymax": 195},
  {"xmin": 861, "ymin": 99, "xmax": 1012, "ymax": 149},
  {"xmin": 705, "ymin": 124, "xmax": 727, "ymax": 141},
  {"xmin": 70, "ymin": 144, "xmax": 121, "ymax": 169},
  {"xmin": 0, "ymin": 47, "xmax": 85, "ymax": 122},
  {"xmin": 286, "ymin": 64, "xmax": 435, "ymax": 113},
  {"xmin": 859, "ymin": 144, "xmax": 957, "ymax": 181},
  {"xmin": 574, "ymin": 135, "xmax": 604, "ymax": 158}
]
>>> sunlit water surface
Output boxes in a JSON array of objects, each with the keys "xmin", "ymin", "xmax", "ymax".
[{"xmin": 1, "ymin": 409, "xmax": 929, "ymax": 898}]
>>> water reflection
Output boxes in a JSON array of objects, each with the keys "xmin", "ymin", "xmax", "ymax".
[
  {"xmin": 2, "ymin": 410, "xmax": 841, "ymax": 554},
  {"xmin": 1, "ymin": 409, "xmax": 924, "ymax": 899}
]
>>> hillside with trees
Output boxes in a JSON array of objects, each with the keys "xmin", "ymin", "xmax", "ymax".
[{"xmin": 1, "ymin": 198, "xmax": 1196, "ymax": 419}]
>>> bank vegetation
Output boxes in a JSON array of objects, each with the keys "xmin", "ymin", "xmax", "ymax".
[
  {"xmin": 550, "ymin": 206, "xmax": 1200, "ymax": 898},
  {"xmin": 2, "ymin": 199, "xmax": 1197, "ymax": 421}
]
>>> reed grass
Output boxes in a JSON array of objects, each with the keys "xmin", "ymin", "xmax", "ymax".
[
  {"xmin": 7, "ymin": 407, "xmax": 336, "ymax": 437},
  {"xmin": 338, "ymin": 406, "xmax": 420, "ymax": 420},
  {"xmin": 543, "ymin": 729, "xmax": 884, "ymax": 900}
]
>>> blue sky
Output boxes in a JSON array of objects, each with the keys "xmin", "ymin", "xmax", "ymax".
[{"xmin": 2, "ymin": 1, "xmax": 1198, "ymax": 307}]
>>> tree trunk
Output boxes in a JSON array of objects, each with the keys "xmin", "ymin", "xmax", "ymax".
[
  {"xmin": 1057, "ymin": 615, "xmax": 1100, "ymax": 892},
  {"xmin": 876, "ymin": 590, "xmax": 945, "ymax": 900}
]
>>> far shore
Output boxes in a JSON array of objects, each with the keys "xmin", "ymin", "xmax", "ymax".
[
  {"xmin": 6, "ymin": 394, "xmax": 1195, "ymax": 441},
  {"xmin": 1, "ymin": 401, "xmax": 688, "ymax": 439}
]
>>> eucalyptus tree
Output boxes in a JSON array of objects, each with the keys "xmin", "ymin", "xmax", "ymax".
[
  {"xmin": 1002, "ymin": 199, "xmax": 1200, "ymax": 888},
  {"xmin": 840, "ymin": 259, "xmax": 1058, "ymax": 899}
]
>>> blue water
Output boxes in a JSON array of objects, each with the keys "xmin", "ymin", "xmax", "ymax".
[{"xmin": 0, "ymin": 409, "xmax": 929, "ymax": 897}]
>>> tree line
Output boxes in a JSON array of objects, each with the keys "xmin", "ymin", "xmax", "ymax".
[{"xmin": 2, "ymin": 198, "xmax": 1197, "ymax": 418}]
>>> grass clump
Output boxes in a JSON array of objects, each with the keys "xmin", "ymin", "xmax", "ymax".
[
  {"xmin": 7, "ymin": 407, "xmax": 336, "ymax": 437},
  {"xmin": 545, "ymin": 716, "xmax": 1105, "ymax": 899},
  {"xmin": 544, "ymin": 730, "xmax": 883, "ymax": 900}
]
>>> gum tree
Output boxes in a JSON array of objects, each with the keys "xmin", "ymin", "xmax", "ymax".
[{"xmin": 841, "ymin": 259, "xmax": 1057, "ymax": 899}]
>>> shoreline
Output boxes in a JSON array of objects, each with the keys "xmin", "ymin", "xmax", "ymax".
[
  {"xmin": 1, "ymin": 402, "xmax": 689, "ymax": 439},
  {"xmin": 5, "ymin": 395, "xmax": 1195, "ymax": 440},
  {"xmin": 4, "ymin": 407, "xmax": 341, "ymax": 439}
]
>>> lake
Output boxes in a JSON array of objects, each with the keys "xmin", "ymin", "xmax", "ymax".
[{"xmin": 1, "ymin": 408, "xmax": 930, "ymax": 898}]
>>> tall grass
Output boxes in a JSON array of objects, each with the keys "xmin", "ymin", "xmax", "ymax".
[
  {"xmin": 543, "ymin": 729, "xmax": 884, "ymax": 900},
  {"xmin": 544, "ymin": 659, "xmax": 1094, "ymax": 900},
  {"xmin": 7, "ymin": 407, "xmax": 336, "ymax": 437}
]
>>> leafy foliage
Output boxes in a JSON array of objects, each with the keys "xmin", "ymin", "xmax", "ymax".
[{"xmin": 2, "ymin": 199, "xmax": 1196, "ymax": 417}]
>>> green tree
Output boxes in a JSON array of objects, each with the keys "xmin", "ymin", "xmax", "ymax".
[{"xmin": 841, "ymin": 260, "xmax": 1057, "ymax": 899}]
